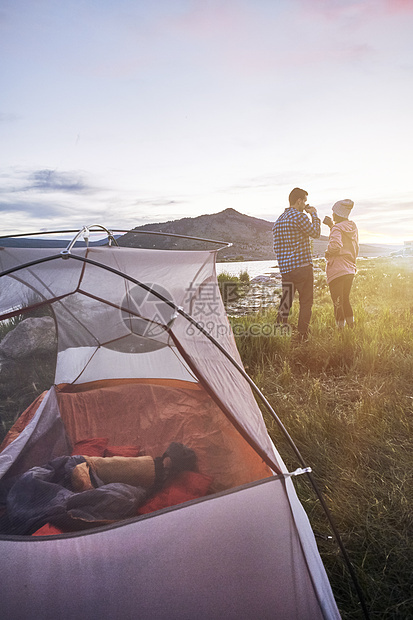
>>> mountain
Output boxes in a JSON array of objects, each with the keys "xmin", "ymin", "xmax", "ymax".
[
  {"xmin": 118, "ymin": 208, "xmax": 276, "ymax": 260},
  {"xmin": 118, "ymin": 208, "xmax": 399, "ymax": 260}
]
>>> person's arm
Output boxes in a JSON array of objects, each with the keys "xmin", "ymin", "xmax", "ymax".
[
  {"xmin": 326, "ymin": 226, "xmax": 343, "ymax": 255},
  {"xmin": 295, "ymin": 208, "xmax": 321, "ymax": 238},
  {"xmin": 323, "ymin": 215, "xmax": 333, "ymax": 229}
]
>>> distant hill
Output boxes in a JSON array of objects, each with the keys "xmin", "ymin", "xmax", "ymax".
[{"xmin": 118, "ymin": 208, "xmax": 400, "ymax": 260}]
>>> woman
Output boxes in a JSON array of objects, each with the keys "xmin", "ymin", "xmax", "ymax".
[{"xmin": 323, "ymin": 199, "xmax": 359, "ymax": 328}]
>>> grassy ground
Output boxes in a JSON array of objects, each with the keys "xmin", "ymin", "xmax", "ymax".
[{"xmin": 230, "ymin": 257, "xmax": 413, "ymax": 619}]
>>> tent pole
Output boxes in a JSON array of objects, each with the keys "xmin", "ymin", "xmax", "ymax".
[{"xmin": 0, "ymin": 226, "xmax": 232, "ymax": 249}]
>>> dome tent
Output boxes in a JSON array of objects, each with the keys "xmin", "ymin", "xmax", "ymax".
[{"xmin": 0, "ymin": 226, "xmax": 340, "ymax": 619}]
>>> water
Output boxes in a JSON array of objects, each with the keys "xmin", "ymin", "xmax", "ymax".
[
  {"xmin": 216, "ymin": 258, "xmax": 326, "ymax": 316},
  {"xmin": 216, "ymin": 260, "xmax": 279, "ymax": 280},
  {"xmin": 215, "ymin": 260, "xmax": 282, "ymax": 316}
]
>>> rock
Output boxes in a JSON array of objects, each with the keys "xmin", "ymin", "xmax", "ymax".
[
  {"xmin": 0, "ymin": 317, "xmax": 57, "ymax": 360},
  {"xmin": 250, "ymin": 275, "xmax": 272, "ymax": 284}
]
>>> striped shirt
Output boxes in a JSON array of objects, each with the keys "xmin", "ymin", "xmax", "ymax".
[{"xmin": 272, "ymin": 207, "xmax": 321, "ymax": 274}]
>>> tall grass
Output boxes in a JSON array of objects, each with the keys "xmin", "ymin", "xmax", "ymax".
[
  {"xmin": 231, "ymin": 258, "xmax": 413, "ymax": 619},
  {"xmin": 0, "ymin": 315, "xmax": 24, "ymax": 340},
  {"xmin": 217, "ymin": 270, "xmax": 250, "ymax": 303},
  {"xmin": 0, "ymin": 304, "xmax": 56, "ymax": 443}
]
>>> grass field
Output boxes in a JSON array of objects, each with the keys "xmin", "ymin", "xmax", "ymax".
[{"xmin": 230, "ymin": 257, "xmax": 413, "ymax": 619}]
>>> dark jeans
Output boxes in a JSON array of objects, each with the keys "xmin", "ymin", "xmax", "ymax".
[
  {"xmin": 277, "ymin": 265, "xmax": 314, "ymax": 336},
  {"xmin": 328, "ymin": 274, "xmax": 354, "ymax": 325}
]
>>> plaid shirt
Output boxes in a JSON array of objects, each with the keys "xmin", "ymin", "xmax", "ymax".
[{"xmin": 272, "ymin": 207, "xmax": 321, "ymax": 274}]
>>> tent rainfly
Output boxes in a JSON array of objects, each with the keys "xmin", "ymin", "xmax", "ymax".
[{"xmin": 0, "ymin": 227, "xmax": 341, "ymax": 619}]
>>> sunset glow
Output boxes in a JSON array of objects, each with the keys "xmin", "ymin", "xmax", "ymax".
[{"xmin": 1, "ymin": 1, "xmax": 412, "ymax": 245}]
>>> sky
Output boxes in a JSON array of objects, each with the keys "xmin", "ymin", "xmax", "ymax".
[{"xmin": 1, "ymin": 0, "xmax": 413, "ymax": 244}]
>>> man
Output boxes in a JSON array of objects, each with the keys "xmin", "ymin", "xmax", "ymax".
[{"xmin": 272, "ymin": 187, "xmax": 321, "ymax": 340}]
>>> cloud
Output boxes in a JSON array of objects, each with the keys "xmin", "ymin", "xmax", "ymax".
[
  {"xmin": 352, "ymin": 199, "xmax": 413, "ymax": 240},
  {"xmin": 220, "ymin": 171, "xmax": 342, "ymax": 195},
  {"xmin": 0, "ymin": 167, "xmax": 105, "ymax": 231},
  {"xmin": 134, "ymin": 198, "xmax": 185, "ymax": 207},
  {"xmin": 155, "ymin": 0, "xmax": 375, "ymax": 79},
  {"xmin": 382, "ymin": 0, "xmax": 413, "ymax": 14},
  {"xmin": 298, "ymin": 0, "xmax": 413, "ymax": 21},
  {"xmin": 0, "ymin": 167, "xmax": 95, "ymax": 195},
  {"xmin": 26, "ymin": 169, "xmax": 88, "ymax": 193},
  {"xmin": 356, "ymin": 199, "xmax": 413, "ymax": 218},
  {"xmin": 298, "ymin": 0, "xmax": 371, "ymax": 21},
  {"xmin": 0, "ymin": 199, "xmax": 65, "ymax": 219}
]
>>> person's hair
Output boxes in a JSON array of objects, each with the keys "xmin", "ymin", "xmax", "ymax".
[{"xmin": 289, "ymin": 187, "xmax": 308, "ymax": 206}]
